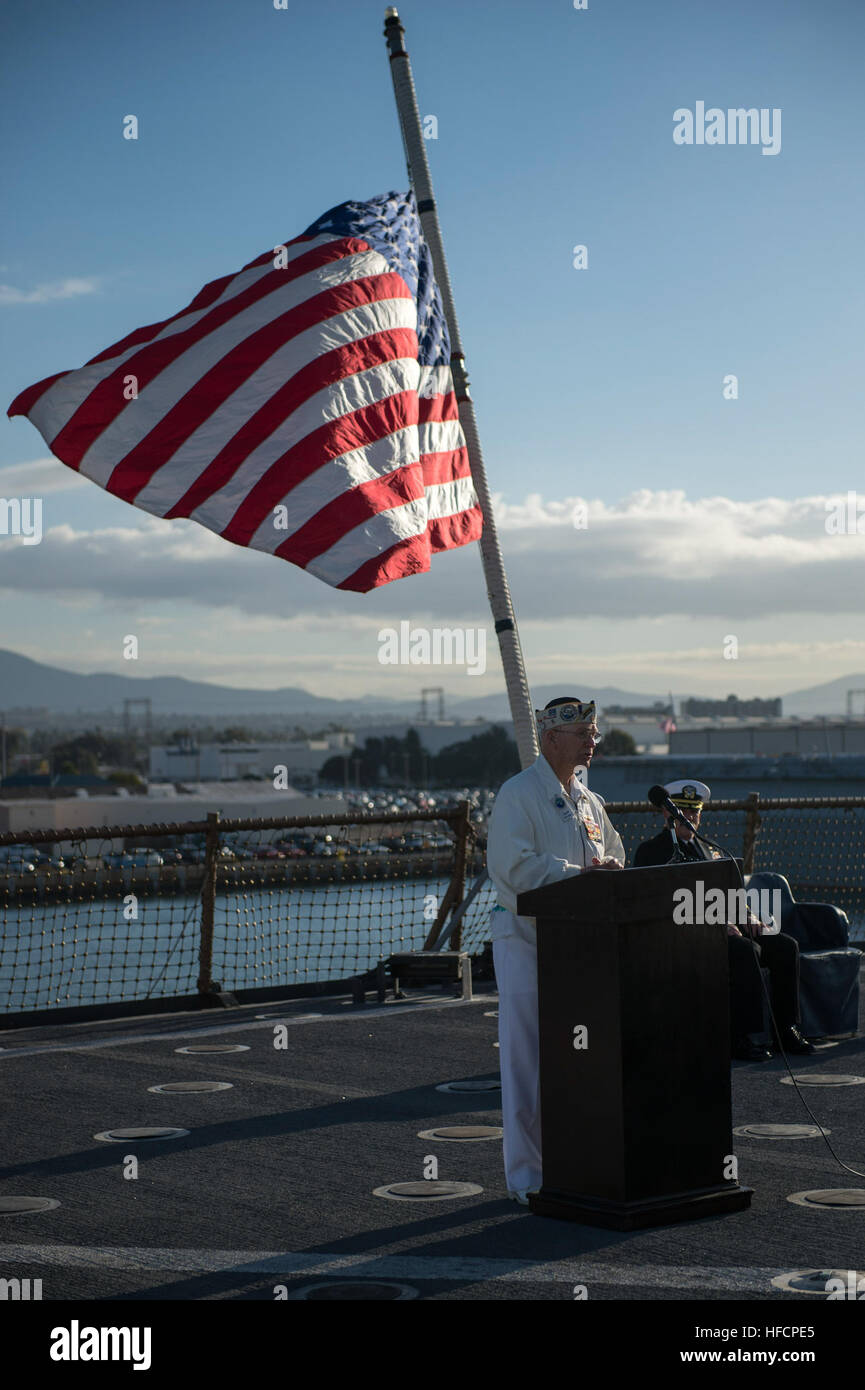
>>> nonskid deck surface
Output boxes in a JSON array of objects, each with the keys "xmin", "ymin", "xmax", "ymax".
[{"xmin": 1, "ymin": 977, "xmax": 863, "ymax": 1302}]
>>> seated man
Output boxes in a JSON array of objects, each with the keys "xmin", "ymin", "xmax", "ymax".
[{"xmin": 633, "ymin": 779, "xmax": 815, "ymax": 1061}]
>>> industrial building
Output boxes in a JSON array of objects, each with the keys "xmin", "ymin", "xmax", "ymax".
[
  {"xmin": 148, "ymin": 732, "xmax": 354, "ymax": 785},
  {"xmin": 0, "ymin": 782, "xmax": 346, "ymax": 839},
  {"xmin": 669, "ymin": 721, "xmax": 865, "ymax": 757}
]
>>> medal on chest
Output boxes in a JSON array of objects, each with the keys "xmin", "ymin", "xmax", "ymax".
[{"xmin": 552, "ymin": 792, "xmax": 603, "ymax": 844}]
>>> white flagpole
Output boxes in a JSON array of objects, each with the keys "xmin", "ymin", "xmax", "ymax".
[{"xmin": 383, "ymin": 7, "xmax": 539, "ymax": 769}]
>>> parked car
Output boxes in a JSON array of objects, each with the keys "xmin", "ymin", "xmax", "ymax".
[
  {"xmin": 103, "ymin": 853, "xmax": 135, "ymax": 869},
  {"xmin": 31, "ymin": 851, "xmax": 66, "ymax": 869},
  {"xmin": 176, "ymin": 846, "xmax": 207, "ymax": 864},
  {"xmin": 402, "ymin": 834, "xmax": 430, "ymax": 851},
  {"xmin": 0, "ymin": 845, "xmax": 35, "ymax": 861},
  {"xmin": 273, "ymin": 836, "xmax": 310, "ymax": 856},
  {"xmin": 382, "ymin": 835, "xmax": 408, "ymax": 853},
  {"xmin": 63, "ymin": 852, "xmax": 96, "ymax": 869},
  {"xmin": 156, "ymin": 848, "xmax": 184, "ymax": 865},
  {"xmin": 0, "ymin": 851, "xmax": 36, "ymax": 873}
]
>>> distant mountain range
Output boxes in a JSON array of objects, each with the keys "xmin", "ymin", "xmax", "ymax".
[
  {"xmin": 450, "ymin": 676, "xmax": 865, "ymax": 720},
  {"xmin": 0, "ymin": 650, "xmax": 663, "ymax": 721},
  {"xmin": 0, "ymin": 649, "xmax": 386, "ymax": 719},
  {"xmin": 0, "ymin": 648, "xmax": 861, "ymax": 721},
  {"xmin": 447, "ymin": 686, "xmax": 667, "ymax": 720},
  {"xmin": 764, "ymin": 674, "xmax": 865, "ymax": 718}
]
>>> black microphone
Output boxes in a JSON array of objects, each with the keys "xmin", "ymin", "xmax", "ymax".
[
  {"xmin": 647, "ymin": 784, "xmax": 690, "ymax": 824},
  {"xmin": 647, "ymin": 784, "xmax": 734, "ymax": 865}
]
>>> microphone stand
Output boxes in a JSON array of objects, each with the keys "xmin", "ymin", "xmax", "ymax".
[
  {"xmin": 667, "ymin": 806, "xmax": 736, "ymax": 867},
  {"xmin": 665, "ymin": 805, "xmax": 759, "ymax": 933},
  {"xmin": 667, "ymin": 821, "xmax": 686, "ymax": 862}
]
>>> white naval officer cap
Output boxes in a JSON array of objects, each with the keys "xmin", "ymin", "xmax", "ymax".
[{"xmin": 664, "ymin": 778, "xmax": 711, "ymax": 809}]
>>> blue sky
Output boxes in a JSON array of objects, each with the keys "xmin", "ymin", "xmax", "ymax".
[{"xmin": 1, "ymin": 0, "xmax": 863, "ymax": 704}]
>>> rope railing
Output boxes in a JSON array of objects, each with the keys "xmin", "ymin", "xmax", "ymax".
[
  {"xmin": 0, "ymin": 804, "xmax": 478, "ymax": 1020},
  {"xmin": 1, "ymin": 794, "xmax": 861, "ymax": 1022},
  {"xmin": 0, "ymin": 805, "xmax": 465, "ymax": 848},
  {"xmin": 453, "ymin": 794, "xmax": 865, "ymax": 956}
]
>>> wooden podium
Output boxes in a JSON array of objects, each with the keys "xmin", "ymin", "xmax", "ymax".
[{"xmin": 516, "ymin": 860, "xmax": 753, "ymax": 1229}]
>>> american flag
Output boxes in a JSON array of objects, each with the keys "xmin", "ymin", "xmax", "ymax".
[{"xmin": 8, "ymin": 191, "xmax": 482, "ymax": 592}]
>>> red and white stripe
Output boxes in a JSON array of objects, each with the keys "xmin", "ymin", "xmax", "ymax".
[{"xmin": 9, "ymin": 234, "xmax": 482, "ymax": 591}]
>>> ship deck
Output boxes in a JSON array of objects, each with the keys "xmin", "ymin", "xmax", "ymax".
[{"xmin": 2, "ymin": 973, "xmax": 864, "ymax": 1317}]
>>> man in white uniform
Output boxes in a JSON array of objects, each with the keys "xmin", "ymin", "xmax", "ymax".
[{"xmin": 486, "ymin": 697, "xmax": 625, "ymax": 1203}]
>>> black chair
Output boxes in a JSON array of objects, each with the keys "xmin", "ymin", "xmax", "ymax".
[{"xmin": 745, "ymin": 871, "xmax": 861, "ymax": 1039}]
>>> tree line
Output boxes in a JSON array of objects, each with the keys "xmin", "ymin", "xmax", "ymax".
[{"xmin": 318, "ymin": 725, "xmax": 636, "ymax": 788}]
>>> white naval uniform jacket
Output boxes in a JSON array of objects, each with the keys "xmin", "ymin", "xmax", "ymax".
[{"xmin": 486, "ymin": 754, "xmax": 625, "ymax": 944}]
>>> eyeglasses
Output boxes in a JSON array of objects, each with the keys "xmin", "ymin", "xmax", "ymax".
[{"xmin": 563, "ymin": 727, "xmax": 603, "ymax": 744}]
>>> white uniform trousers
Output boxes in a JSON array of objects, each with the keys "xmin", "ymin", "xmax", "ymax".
[{"xmin": 493, "ymin": 932, "xmax": 542, "ymax": 1193}]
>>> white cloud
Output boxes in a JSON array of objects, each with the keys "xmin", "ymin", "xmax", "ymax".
[
  {"xmin": 0, "ymin": 278, "xmax": 99, "ymax": 305},
  {"xmin": 486, "ymin": 489, "xmax": 865, "ymax": 619},
  {"xmin": 0, "ymin": 458, "xmax": 90, "ymax": 494},
  {"xmin": 0, "ymin": 492, "xmax": 862, "ymax": 627},
  {"xmin": 556, "ymin": 638, "xmax": 865, "ymax": 675}
]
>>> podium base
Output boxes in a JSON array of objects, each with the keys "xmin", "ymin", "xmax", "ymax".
[{"xmin": 527, "ymin": 1182, "xmax": 753, "ymax": 1230}]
